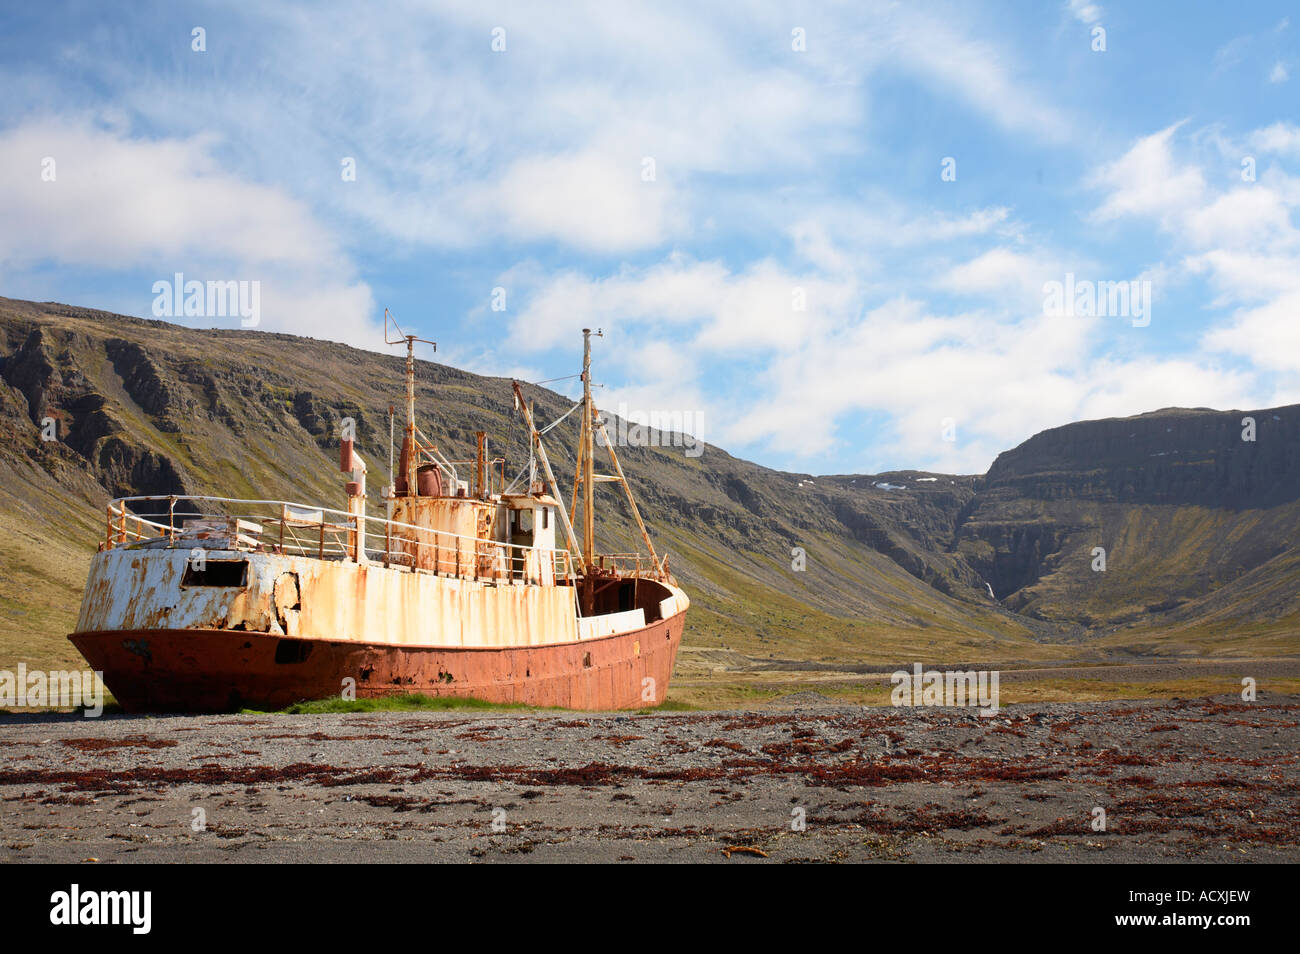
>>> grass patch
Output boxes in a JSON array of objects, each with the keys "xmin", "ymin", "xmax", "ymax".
[
  {"xmin": 669, "ymin": 678, "xmax": 896, "ymax": 709},
  {"xmin": 636, "ymin": 698, "xmax": 696, "ymax": 713},
  {"xmin": 997, "ymin": 676, "xmax": 1300, "ymax": 705}
]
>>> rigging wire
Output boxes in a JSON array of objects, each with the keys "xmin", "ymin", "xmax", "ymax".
[
  {"xmin": 539, "ymin": 401, "xmax": 582, "ymax": 435},
  {"xmin": 502, "ymin": 461, "xmax": 533, "ymax": 495},
  {"xmin": 530, "ymin": 372, "xmax": 583, "ymax": 385}
]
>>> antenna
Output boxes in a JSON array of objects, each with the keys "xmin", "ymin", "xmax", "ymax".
[{"xmin": 384, "ymin": 307, "xmax": 437, "ymax": 350}]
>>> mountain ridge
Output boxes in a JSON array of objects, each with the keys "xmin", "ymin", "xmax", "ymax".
[{"xmin": 1, "ymin": 295, "xmax": 1297, "ymax": 672}]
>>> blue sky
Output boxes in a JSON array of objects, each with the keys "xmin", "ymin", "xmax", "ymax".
[{"xmin": 1, "ymin": 1, "xmax": 1297, "ymax": 475}]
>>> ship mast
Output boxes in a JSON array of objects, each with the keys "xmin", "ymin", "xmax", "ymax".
[
  {"xmin": 404, "ymin": 333, "xmax": 417, "ymax": 493},
  {"xmin": 571, "ymin": 329, "xmax": 665, "ymax": 582},
  {"xmin": 581, "ymin": 328, "xmax": 598, "ymax": 568},
  {"xmin": 513, "ymin": 330, "xmax": 668, "ymax": 596},
  {"xmin": 385, "ymin": 309, "xmax": 435, "ymax": 496}
]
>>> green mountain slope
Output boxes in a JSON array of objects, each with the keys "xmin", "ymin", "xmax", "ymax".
[{"xmin": 0, "ymin": 297, "xmax": 1296, "ymax": 672}]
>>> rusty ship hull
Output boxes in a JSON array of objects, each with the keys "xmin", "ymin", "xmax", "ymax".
[
  {"xmin": 71, "ymin": 613, "xmax": 683, "ymax": 713},
  {"xmin": 70, "ymin": 532, "xmax": 689, "ymax": 713}
]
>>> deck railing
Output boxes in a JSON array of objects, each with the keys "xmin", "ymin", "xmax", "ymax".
[
  {"xmin": 589, "ymin": 553, "xmax": 664, "ymax": 580},
  {"xmin": 103, "ymin": 495, "xmax": 575, "ymax": 585}
]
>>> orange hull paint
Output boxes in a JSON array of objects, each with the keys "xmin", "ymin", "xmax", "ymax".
[{"xmin": 69, "ymin": 610, "xmax": 685, "ymax": 713}]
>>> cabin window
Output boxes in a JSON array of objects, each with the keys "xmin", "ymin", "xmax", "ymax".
[
  {"xmin": 540, "ymin": 508, "xmax": 549, "ymax": 530},
  {"xmin": 516, "ymin": 509, "xmax": 533, "ymax": 533},
  {"xmin": 181, "ymin": 560, "xmax": 248, "ymax": 587}
]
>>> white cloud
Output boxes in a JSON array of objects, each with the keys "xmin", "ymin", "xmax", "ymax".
[
  {"xmin": 16, "ymin": 0, "xmax": 1074, "ymax": 264},
  {"xmin": 1088, "ymin": 123, "xmax": 1206, "ymax": 224},
  {"xmin": 1087, "ymin": 122, "xmax": 1300, "ymax": 375},
  {"xmin": 1202, "ymin": 292, "xmax": 1300, "ymax": 373},
  {"xmin": 72, "ymin": 2, "xmax": 867, "ymax": 257},
  {"xmin": 1185, "ymin": 250, "xmax": 1300, "ymax": 303},
  {"xmin": 1067, "ymin": 1, "xmax": 1105, "ymax": 26},
  {"xmin": 0, "ymin": 119, "xmax": 377, "ymax": 346},
  {"xmin": 1076, "ymin": 358, "xmax": 1256, "ymax": 419},
  {"xmin": 789, "ymin": 219, "xmax": 852, "ymax": 274},
  {"xmin": 872, "ymin": 7, "xmax": 1073, "ymax": 142},
  {"xmin": 495, "ymin": 111, "xmax": 1300, "ymax": 472},
  {"xmin": 484, "ymin": 150, "xmax": 682, "ymax": 252},
  {"xmin": 506, "ymin": 258, "xmax": 852, "ymax": 356},
  {"xmin": 1270, "ymin": 61, "xmax": 1289, "ymax": 84},
  {"xmin": 939, "ymin": 248, "xmax": 1063, "ymax": 300},
  {"xmin": 0, "ymin": 120, "xmax": 333, "ymax": 269},
  {"xmin": 499, "ymin": 252, "xmax": 1255, "ymax": 472},
  {"xmin": 716, "ymin": 292, "xmax": 1238, "ymax": 471},
  {"xmin": 791, "ymin": 202, "xmax": 1015, "ymax": 269},
  {"xmin": 1249, "ymin": 122, "xmax": 1300, "ymax": 156},
  {"xmin": 1184, "ymin": 187, "xmax": 1295, "ymax": 250}
]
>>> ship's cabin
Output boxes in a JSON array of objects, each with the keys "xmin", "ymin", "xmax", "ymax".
[
  {"xmin": 382, "ymin": 480, "xmax": 568, "ymax": 583},
  {"xmin": 385, "ymin": 490, "xmax": 558, "ymax": 552},
  {"xmin": 502, "ymin": 493, "xmax": 557, "ymax": 551}
]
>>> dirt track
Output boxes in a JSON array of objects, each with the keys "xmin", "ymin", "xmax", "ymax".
[{"xmin": 2, "ymin": 692, "xmax": 1296, "ymax": 863}]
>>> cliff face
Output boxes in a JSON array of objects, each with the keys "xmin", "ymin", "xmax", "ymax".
[
  {"xmin": 955, "ymin": 406, "xmax": 1300, "ymax": 630},
  {"xmin": 984, "ymin": 407, "xmax": 1300, "ymax": 508},
  {"xmin": 1, "ymin": 323, "xmax": 191, "ymax": 499},
  {"xmin": 1, "ymin": 295, "xmax": 1297, "ymax": 671}
]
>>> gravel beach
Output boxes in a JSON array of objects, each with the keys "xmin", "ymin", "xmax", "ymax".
[{"xmin": 2, "ymin": 693, "xmax": 1296, "ymax": 863}]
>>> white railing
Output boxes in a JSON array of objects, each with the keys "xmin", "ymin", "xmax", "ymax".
[{"xmin": 103, "ymin": 495, "xmax": 575, "ymax": 585}]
